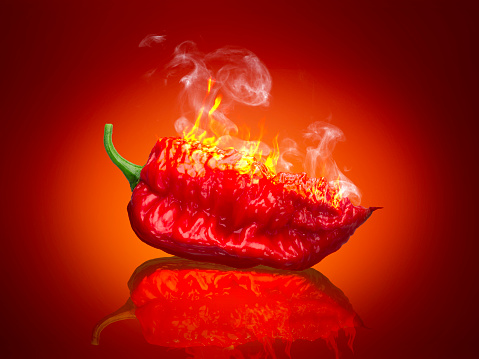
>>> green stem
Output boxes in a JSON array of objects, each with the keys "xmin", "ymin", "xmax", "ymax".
[{"xmin": 104, "ymin": 124, "xmax": 143, "ymax": 191}]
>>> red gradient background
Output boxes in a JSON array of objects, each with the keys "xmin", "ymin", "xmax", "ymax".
[{"xmin": 3, "ymin": 1, "xmax": 478, "ymax": 358}]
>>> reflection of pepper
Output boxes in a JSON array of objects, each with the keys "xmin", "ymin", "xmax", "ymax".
[
  {"xmin": 92, "ymin": 257, "xmax": 362, "ymax": 356},
  {"xmin": 105, "ymin": 124, "xmax": 379, "ymax": 270}
]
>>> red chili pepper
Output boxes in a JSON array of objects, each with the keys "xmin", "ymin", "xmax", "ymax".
[
  {"xmin": 92, "ymin": 257, "xmax": 362, "ymax": 357},
  {"xmin": 104, "ymin": 124, "xmax": 379, "ymax": 270}
]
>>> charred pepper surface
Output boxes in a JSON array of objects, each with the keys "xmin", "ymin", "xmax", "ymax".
[
  {"xmin": 92, "ymin": 257, "xmax": 362, "ymax": 352},
  {"xmin": 105, "ymin": 124, "xmax": 378, "ymax": 270}
]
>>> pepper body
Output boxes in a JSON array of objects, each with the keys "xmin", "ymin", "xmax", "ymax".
[{"xmin": 127, "ymin": 136, "xmax": 377, "ymax": 270}]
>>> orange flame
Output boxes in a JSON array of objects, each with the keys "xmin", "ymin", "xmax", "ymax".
[
  {"xmin": 331, "ymin": 176, "xmax": 342, "ymax": 208},
  {"xmin": 208, "ymin": 95, "xmax": 222, "ymax": 116},
  {"xmin": 180, "ymin": 78, "xmax": 342, "ymax": 208},
  {"xmin": 182, "ymin": 78, "xmax": 280, "ymax": 177}
]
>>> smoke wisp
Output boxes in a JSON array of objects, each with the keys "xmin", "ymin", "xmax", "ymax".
[{"xmin": 163, "ymin": 41, "xmax": 361, "ymax": 204}]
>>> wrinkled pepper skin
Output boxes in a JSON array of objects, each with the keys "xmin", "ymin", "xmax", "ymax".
[
  {"xmin": 92, "ymin": 257, "xmax": 362, "ymax": 350},
  {"xmin": 126, "ymin": 136, "xmax": 378, "ymax": 270}
]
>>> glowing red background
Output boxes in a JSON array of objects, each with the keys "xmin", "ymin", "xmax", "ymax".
[{"xmin": 3, "ymin": 1, "xmax": 478, "ymax": 358}]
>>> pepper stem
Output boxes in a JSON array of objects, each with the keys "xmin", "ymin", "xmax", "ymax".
[{"xmin": 104, "ymin": 124, "xmax": 143, "ymax": 191}]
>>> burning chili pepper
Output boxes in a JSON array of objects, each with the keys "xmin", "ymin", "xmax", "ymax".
[
  {"xmin": 104, "ymin": 124, "xmax": 378, "ymax": 270},
  {"xmin": 92, "ymin": 257, "xmax": 362, "ymax": 358}
]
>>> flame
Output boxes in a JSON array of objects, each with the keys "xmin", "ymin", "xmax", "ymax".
[
  {"xmin": 330, "ymin": 176, "xmax": 342, "ymax": 208},
  {"xmin": 167, "ymin": 43, "xmax": 360, "ymax": 207},
  {"xmin": 179, "ymin": 79, "xmax": 342, "ymax": 208},
  {"xmin": 263, "ymin": 134, "xmax": 279, "ymax": 174},
  {"xmin": 181, "ymin": 78, "xmax": 279, "ymax": 177}
]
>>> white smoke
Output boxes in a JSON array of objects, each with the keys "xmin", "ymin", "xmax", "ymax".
[
  {"xmin": 164, "ymin": 42, "xmax": 361, "ymax": 204},
  {"xmin": 139, "ymin": 34, "xmax": 166, "ymax": 48},
  {"xmin": 167, "ymin": 41, "xmax": 272, "ymax": 138},
  {"xmin": 303, "ymin": 121, "xmax": 361, "ymax": 204},
  {"xmin": 276, "ymin": 138, "xmax": 303, "ymax": 172}
]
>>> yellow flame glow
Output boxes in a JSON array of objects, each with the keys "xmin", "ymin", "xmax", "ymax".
[
  {"xmin": 330, "ymin": 176, "xmax": 342, "ymax": 208},
  {"xmin": 179, "ymin": 78, "xmax": 342, "ymax": 207},
  {"xmin": 182, "ymin": 78, "xmax": 280, "ymax": 177}
]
